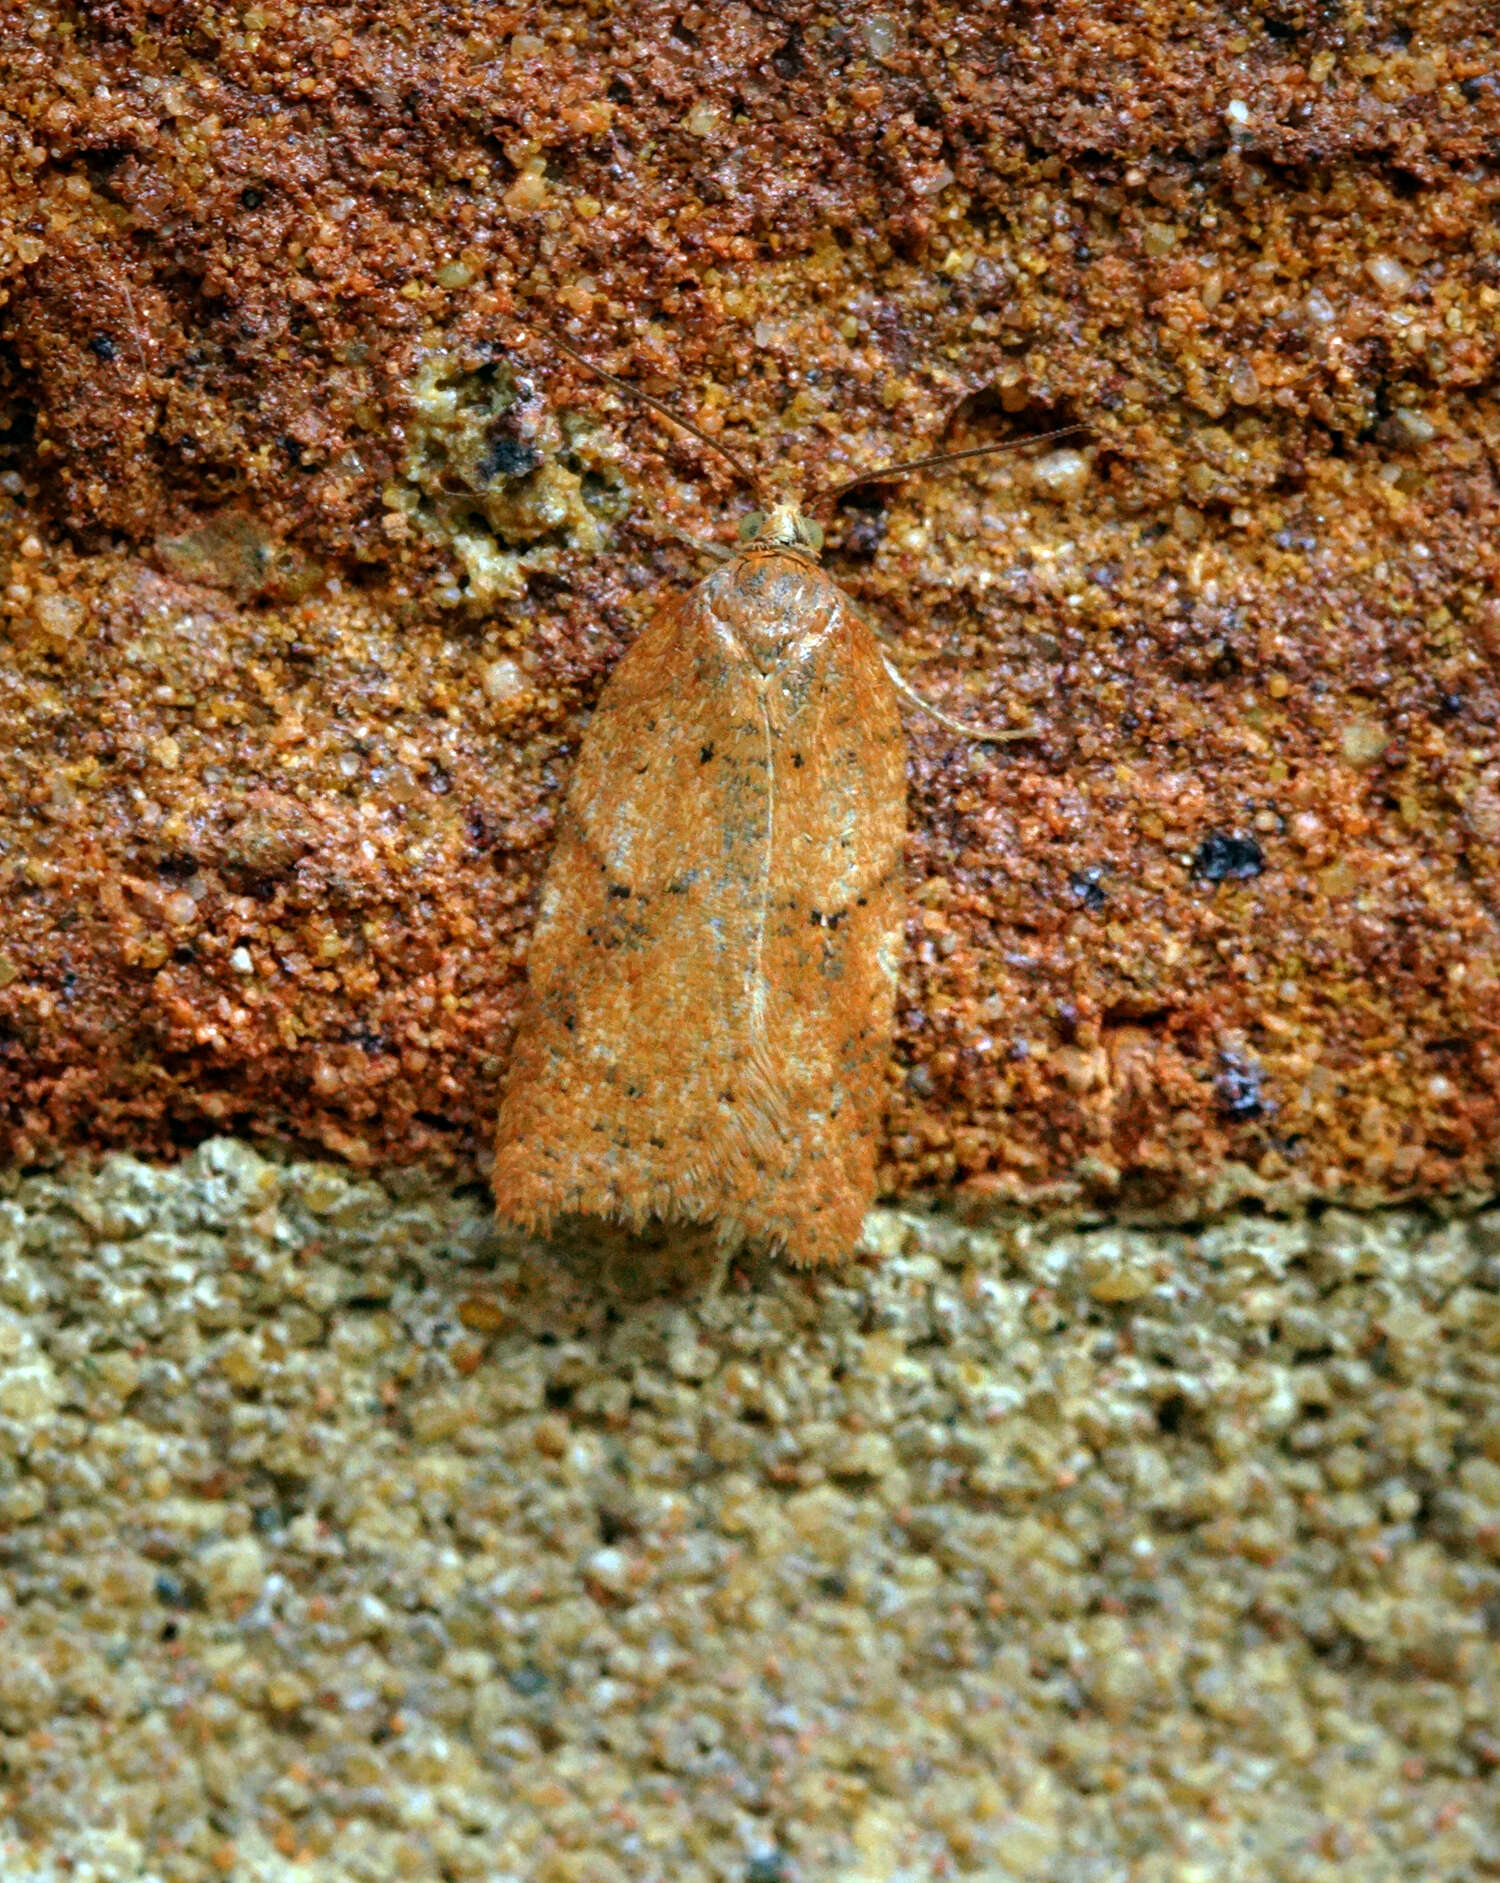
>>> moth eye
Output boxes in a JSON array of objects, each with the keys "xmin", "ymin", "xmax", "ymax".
[
  {"xmin": 800, "ymin": 519, "xmax": 824, "ymax": 551},
  {"xmin": 738, "ymin": 511, "xmax": 765, "ymax": 541}
]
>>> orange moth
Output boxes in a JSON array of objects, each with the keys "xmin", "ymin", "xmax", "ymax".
[{"xmin": 493, "ymin": 343, "xmax": 1075, "ymax": 1266}]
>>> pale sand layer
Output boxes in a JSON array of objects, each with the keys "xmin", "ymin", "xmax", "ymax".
[{"xmin": 1, "ymin": 1140, "xmax": 1497, "ymax": 1881}]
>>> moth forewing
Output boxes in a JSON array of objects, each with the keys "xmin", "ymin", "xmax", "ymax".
[{"xmin": 492, "ymin": 526, "xmax": 905, "ymax": 1266}]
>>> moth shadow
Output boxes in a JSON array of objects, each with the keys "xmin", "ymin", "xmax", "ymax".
[{"xmin": 499, "ymin": 1214, "xmax": 779, "ymax": 1314}]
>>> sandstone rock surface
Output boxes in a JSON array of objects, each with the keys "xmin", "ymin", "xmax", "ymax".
[
  {"xmin": 2, "ymin": 3, "xmax": 1499, "ymax": 1212},
  {"xmin": 1, "ymin": 1143, "xmax": 1497, "ymax": 1879}
]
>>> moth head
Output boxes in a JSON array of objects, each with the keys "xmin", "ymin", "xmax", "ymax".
[{"xmin": 743, "ymin": 501, "xmax": 823, "ymax": 557}]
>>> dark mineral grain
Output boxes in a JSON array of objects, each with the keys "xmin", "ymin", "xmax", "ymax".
[{"xmin": 1, "ymin": 1, "xmax": 1499, "ymax": 1215}]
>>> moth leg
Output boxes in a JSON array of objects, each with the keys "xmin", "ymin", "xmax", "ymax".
[
  {"xmin": 642, "ymin": 525, "xmax": 736, "ymax": 567},
  {"xmin": 879, "ymin": 652, "xmax": 1036, "ymax": 744},
  {"xmin": 702, "ymin": 1241, "xmax": 737, "ymax": 1299},
  {"xmin": 682, "ymin": 536, "xmax": 736, "ymax": 567}
]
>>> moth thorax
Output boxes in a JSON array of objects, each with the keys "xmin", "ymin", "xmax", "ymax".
[{"xmin": 714, "ymin": 547, "xmax": 840, "ymax": 674}]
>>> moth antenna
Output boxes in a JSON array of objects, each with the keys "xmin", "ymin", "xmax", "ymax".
[
  {"xmin": 811, "ymin": 425, "xmax": 1088, "ymax": 517},
  {"xmin": 548, "ymin": 334, "xmax": 767, "ymax": 505},
  {"xmin": 880, "ymin": 653, "xmax": 1037, "ymax": 745}
]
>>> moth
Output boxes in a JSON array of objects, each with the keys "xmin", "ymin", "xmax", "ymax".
[{"xmin": 493, "ymin": 343, "xmax": 1075, "ymax": 1266}]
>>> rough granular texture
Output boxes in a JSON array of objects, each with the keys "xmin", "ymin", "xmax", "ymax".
[
  {"xmin": 3, "ymin": 5, "xmax": 1500, "ymax": 1211},
  {"xmin": 1, "ymin": 1142, "xmax": 1499, "ymax": 1879}
]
